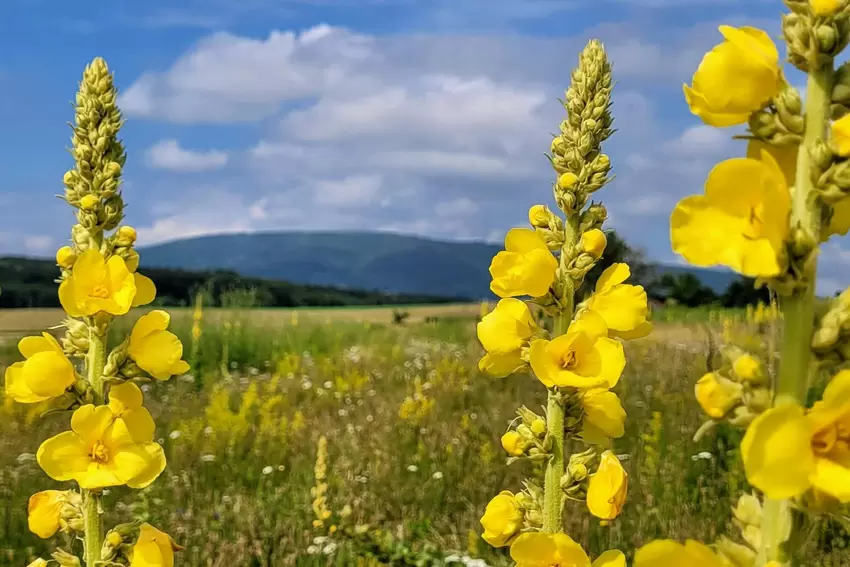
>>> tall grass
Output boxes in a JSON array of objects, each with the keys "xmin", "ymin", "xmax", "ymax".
[{"xmin": 1, "ymin": 310, "xmax": 847, "ymax": 565}]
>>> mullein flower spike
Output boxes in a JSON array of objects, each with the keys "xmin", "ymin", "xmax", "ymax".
[
  {"xmin": 478, "ymin": 39, "xmax": 647, "ymax": 563},
  {"xmin": 643, "ymin": 1, "xmax": 850, "ymax": 565},
  {"xmin": 1, "ymin": 57, "xmax": 184, "ymax": 566}
]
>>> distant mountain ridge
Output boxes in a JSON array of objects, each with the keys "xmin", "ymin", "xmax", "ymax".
[{"xmin": 138, "ymin": 231, "xmax": 738, "ymax": 299}]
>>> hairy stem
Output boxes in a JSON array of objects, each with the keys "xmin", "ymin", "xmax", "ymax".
[
  {"xmin": 542, "ymin": 214, "xmax": 579, "ymax": 533},
  {"xmin": 83, "ymin": 328, "xmax": 107, "ymax": 566},
  {"xmin": 761, "ymin": 63, "xmax": 833, "ymax": 566}
]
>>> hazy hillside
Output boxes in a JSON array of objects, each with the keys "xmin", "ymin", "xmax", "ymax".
[{"xmin": 139, "ymin": 231, "xmax": 738, "ymax": 298}]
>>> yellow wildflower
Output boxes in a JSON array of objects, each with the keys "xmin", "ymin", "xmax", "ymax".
[
  {"xmin": 59, "ymin": 249, "xmax": 156, "ymax": 317},
  {"xmin": 510, "ymin": 532, "xmax": 624, "ymax": 567},
  {"xmin": 585, "ymin": 263, "xmax": 651, "ymax": 339},
  {"xmin": 119, "ymin": 225, "xmax": 138, "ymax": 243},
  {"xmin": 480, "ymin": 490, "xmax": 523, "ymax": 547},
  {"xmin": 501, "ymin": 431, "xmax": 527, "ymax": 456},
  {"xmin": 27, "ymin": 560, "xmax": 48, "ymax": 567},
  {"xmin": 742, "ymin": 370, "xmax": 850, "ymax": 502},
  {"xmin": 510, "ymin": 532, "xmax": 588, "ymax": 566},
  {"xmin": 581, "ymin": 229, "xmax": 607, "ymax": 258},
  {"xmin": 581, "ymin": 389, "xmax": 626, "ymax": 441},
  {"xmin": 529, "ymin": 204, "xmax": 550, "ymax": 228},
  {"xmin": 37, "ymin": 404, "xmax": 165, "ymax": 490},
  {"xmin": 812, "ymin": 0, "xmax": 843, "ymax": 17},
  {"xmin": 586, "ymin": 450, "xmax": 628, "ymax": 520},
  {"xmin": 477, "ymin": 298, "xmax": 536, "ymax": 378},
  {"xmin": 130, "ymin": 523, "xmax": 182, "ymax": 567},
  {"xmin": 671, "ymin": 151, "xmax": 790, "ymax": 277},
  {"xmin": 695, "ymin": 373, "xmax": 743, "ymax": 418},
  {"xmin": 79, "ymin": 194, "xmax": 99, "ymax": 211},
  {"xmin": 529, "ymin": 311, "xmax": 624, "ymax": 390},
  {"xmin": 4, "ymin": 333, "xmax": 76, "ymax": 403},
  {"xmin": 634, "ymin": 539, "xmax": 727, "ymax": 567},
  {"xmin": 28, "ymin": 490, "xmax": 68, "ymax": 539},
  {"xmin": 489, "ymin": 228, "xmax": 558, "ymax": 298},
  {"xmin": 128, "ymin": 311, "xmax": 191, "ymax": 380},
  {"xmin": 56, "ymin": 246, "xmax": 76, "ymax": 268},
  {"xmin": 733, "ymin": 353, "xmax": 764, "ymax": 382},
  {"xmin": 683, "ymin": 26, "xmax": 782, "ymax": 127}
]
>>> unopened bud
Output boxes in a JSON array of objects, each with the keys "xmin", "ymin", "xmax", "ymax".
[
  {"xmin": 79, "ymin": 194, "xmax": 99, "ymax": 211},
  {"xmin": 529, "ymin": 205, "xmax": 551, "ymax": 229},
  {"xmin": 580, "ymin": 229, "xmax": 607, "ymax": 258},
  {"xmin": 557, "ymin": 172, "xmax": 579, "ymax": 190},
  {"xmin": 118, "ymin": 225, "xmax": 137, "ymax": 244},
  {"xmin": 530, "ymin": 418, "xmax": 547, "ymax": 437},
  {"xmin": 56, "ymin": 246, "xmax": 77, "ymax": 268}
]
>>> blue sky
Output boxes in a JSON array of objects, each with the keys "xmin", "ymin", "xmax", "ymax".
[{"xmin": 4, "ymin": 0, "xmax": 846, "ymax": 291}]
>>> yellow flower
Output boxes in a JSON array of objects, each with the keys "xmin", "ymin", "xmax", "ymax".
[
  {"xmin": 28, "ymin": 490, "xmax": 68, "ymax": 539},
  {"xmin": 489, "ymin": 228, "xmax": 558, "ymax": 298},
  {"xmin": 529, "ymin": 311, "xmax": 624, "ymax": 390},
  {"xmin": 130, "ymin": 524, "xmax": 182, "ymax": 567},
  {"xmin": 119, "ymin": 225, "xmax": 138, "ymax": 243},
  {"xmin": 128, "ymin": 311, "xmax": 191, "ymax": 380},
  {"xmin": 683, "ymin": 26, "xmax": 782, "ymax": 127},
  {"xmin": 733, "ymin": 353, "xmax": 764, "ymax": 382},
  {"xmin": 477, "ymin": 298, "xmax": 536, "ymax": 378},
  {"xmin": 56, "ymin": 246, "xmax": 76, "ymax": 268},
  {"xmin": 501, "ymin": 431, "xmax": 527, "ymax": 456},
  {"xmin": 812, "ymin": 0, "xmax": 843, "ymax": 17},
  {"xmin": 480, "ymin": 490, "xmax": 523, "ymax": 547},
  {"xmin": 634, "ymin": 539, "xmax": 727, "ymax": 567},
  {"xmin": 37, "ymin": 403, "xmax": 165, "ymax": 490},
  {"xmin": 742, "ymin": 370, "xmax": 850, "ymax": 502},
  {"xmin": 695, "ymin": 372, "xmax": 743, "ymax": 418},
  {"xmin": 529, "ymin": 205, "xmax": 550, "ymax": 228},
  {"xmin": 59, "ymin": 249, "xmax": 156, "ymax": 317},
  {"xmin": 581, "ymin": 229, "xmax": 607, "ymax": 258},
  {"xmin": 581, "ymin": 389, "xmax": 626, "ymax": 441},
  {"xmin": 510, "ymin": 532, "xmax": 588, "ymax": 566},
  {"xmin": 510, "ymin": 533, "xmax": 624, "ymax": 567},
  {"xmin": 27, "ymin": 560, "xmax": 48, "ymax": 567},
  {"xmin": 585, "ymin": 264, "xmax": 651, "ymax": 339},
  {"xmin": 79, "ymin": 194, "xmax": 99, "ymax": 210},
  {"xmin": 587, "ymin": 450, "xmax": 628, "ymax": 520},
  {"xmin": 4, "ymin": 333, "xmax": 76, "ymax": 403},
  {"xmin": 671, "ymin": 151, "xmax": 790, "ymax": 278}
]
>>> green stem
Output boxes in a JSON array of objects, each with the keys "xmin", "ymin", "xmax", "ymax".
[
  {"xmin": 83, "ymin": 327, "xmax": 107, "ymax": 566},
  {"xmin": 760, "ymin": 64, "xmax": 833, "ymax": 566},
  {"xmin": 541, "ymin": 215, "xmax": 579, "ymax": 533}
]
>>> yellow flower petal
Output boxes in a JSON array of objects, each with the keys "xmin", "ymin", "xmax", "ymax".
[
  {"xmin": 596, "ymin": 263, "xmax": 630, "ymax": 293},
  {"xmin": 36, "ymin": 431, "xmax": 92, "ymax": 482},
  {"xmin": 587, "ymin": 450, "xmax": 628, "ymax": 520},
  {"xmin": 480, "ymin": 491, "xmax": 523, "ymax": 547},
  {"xmin": 133, "ymin": 273, "xmax": 157, "ymax": 307},
  {"xmin": 18, "ymin": 333, "xmax": 60, "ymax": 358},
  {"xmin": 510, "ymin": 532, "xmax": 589, "ymax": 567},
  {"xmin": 741, "ymin": 404, "xmax": 815, "ymax": 499},
  {"xmin": 505, "ymin": 228, "xmax": 548, "ymax": 254},
  {"xmin": 131, "ymin": 524, "xmax": 181, "ymax": 567},
  {"xmin": 28, "ymin": 490, "xmax": 66, "ymax": 539},
  {"xmin": 811, "ymin": 457, "xmax": 850, "ymax": 502},
  {"xmin": 582, "ymin": 389, "xmax": 626, "ymax": 439},
  {"xmin": 5, "ymin": 363, "xmax": 50, "ymax": 403},
  {"xmin": 124, "ymin": 443, "xmax": 167, "ymax": 489},
  {"xmin": 587, "ymin": 337, "xmax": 625, "ymax": 389},
  {"xmin": 685, "ymin": 25, "xmax": 781, "ymax": 127},
  {"xmin": 71, "ymin": 405, "xmax": 116, "ymax": 446},
  {"xmin": 479, "ymin": 352, "xmax": 524, "ymax": 378},
  {"xmin": 592, "ymin": 550, "xmax": 626, "ymax": 567},
  {"xmin": 695, "ymin": 372, "xmax": 743, "ymax": 418},
  {"xmin": 634, "ymin": 539, "xmax": 726, "ymax": 567},
  {"xmin": 109, "ymin": 382, "xmax": 144, "ymax": 414},
  {"xmin": 477, "ymin": 298, "xmax": 535, "ymax": 354}
]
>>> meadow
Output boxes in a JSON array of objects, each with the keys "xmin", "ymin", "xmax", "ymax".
[{"xmin": 2, "ymin": 303, "xmax": 848, "ymax": 566}]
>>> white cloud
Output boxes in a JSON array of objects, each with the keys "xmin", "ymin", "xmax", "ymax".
[
  {"xmin": 23, "ymin": 235, "xmax": 53, "ymax": 253},
  {"xmin": 313, "ymin": 175, "xmax": 383, "ymax": 207},
  {"xmin": 145, "ymin": 139, "xmax": 229, "ymax": 172},
  {"xmin": 120, "ymin": 26, "xmax": 373, "ymax": 123},
  {"xmin": 436, "ymin": 197, "xmax": 479, "ymax": 217},
  {"xmin": 664, "ymin": 125, "xmax": 733, "ymax": 158}
]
